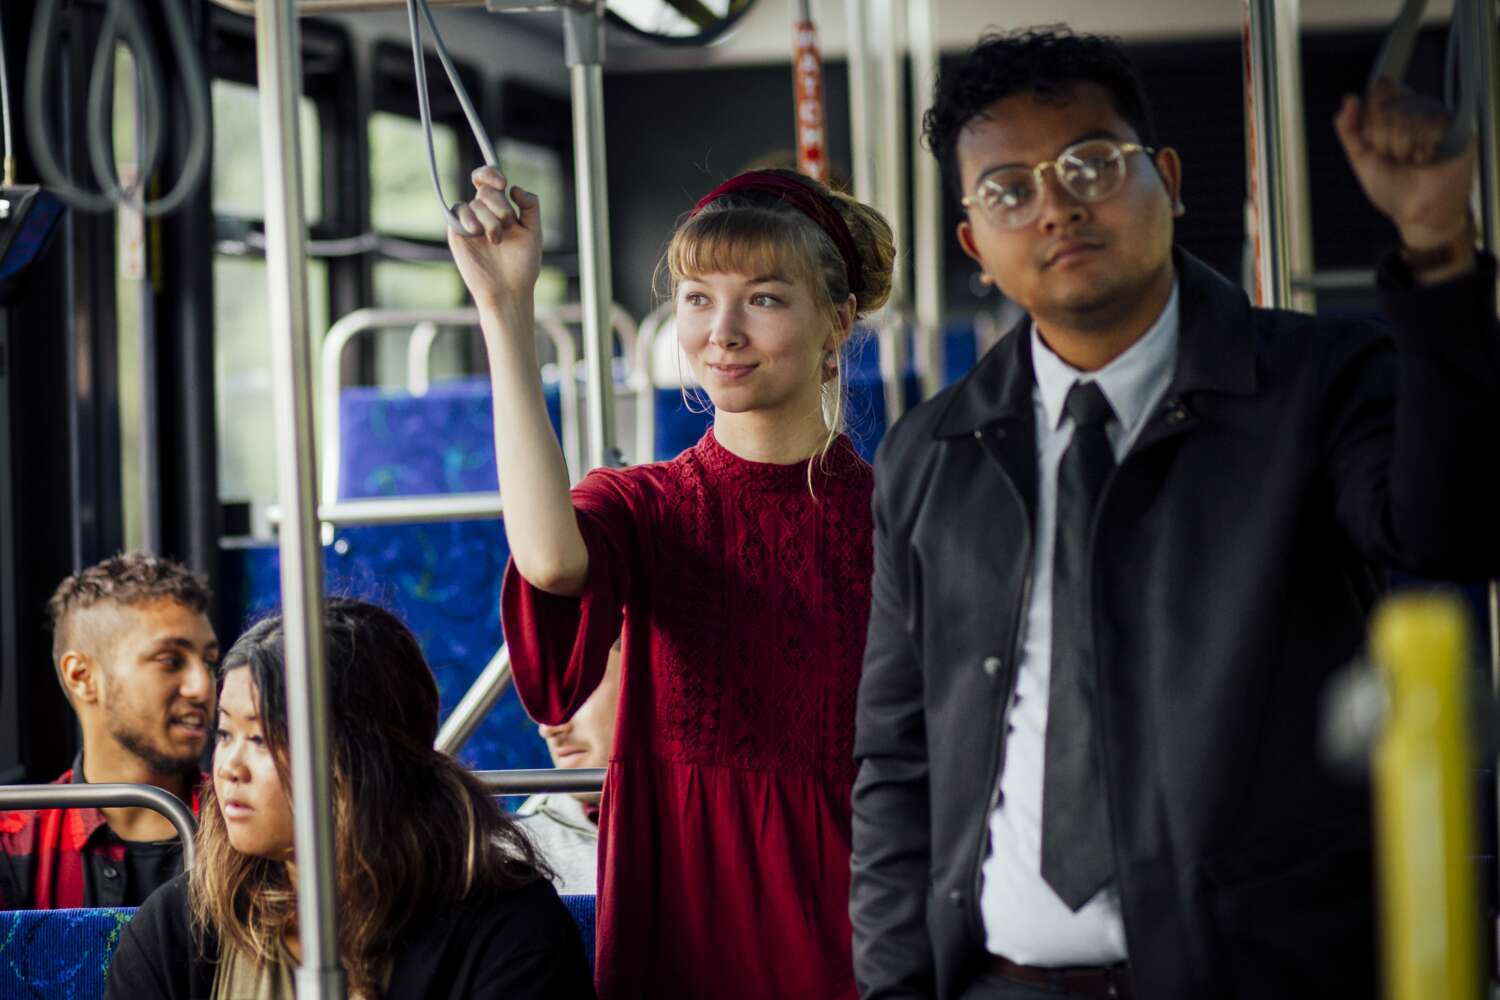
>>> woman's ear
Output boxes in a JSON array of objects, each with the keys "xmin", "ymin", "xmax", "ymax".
[{"xmin": 830, "ymin": 292, "xmax": 857, "ymax": 346}]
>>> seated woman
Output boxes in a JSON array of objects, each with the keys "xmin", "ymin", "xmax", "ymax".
[{"xmin": 105, "ymin": 598, "xmax": 594, "ymax": 1000}]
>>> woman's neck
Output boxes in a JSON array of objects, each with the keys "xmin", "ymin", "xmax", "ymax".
[{"xmin": 712, "ymin": 403, "xmax": 828, "ymax": 465}]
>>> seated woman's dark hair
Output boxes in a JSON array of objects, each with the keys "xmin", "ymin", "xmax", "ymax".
[
  {"xmin": 190, "ymin": 598, "xmax": 550, "ymax": 995},
  {"xmin": 923, "ymin": 26, "xmax": 1159, "ymax": 201}
]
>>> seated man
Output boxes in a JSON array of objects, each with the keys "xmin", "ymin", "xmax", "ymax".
[
  {"xmin": 517, "ymin": 640, "xmax": 620, "ymax": 894},
  {"xmin": 0, "ymin": 553, "xmax": 217, "ymax": 909}
]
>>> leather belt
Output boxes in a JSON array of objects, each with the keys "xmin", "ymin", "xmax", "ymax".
[{"xmin": 986, "ymin": 955, "xmax": 1134, "ymax": 998}]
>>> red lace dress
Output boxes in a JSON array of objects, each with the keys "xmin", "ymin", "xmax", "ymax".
[{"xmin": 502, "ymin": 429, "xmax": 873, "ymax": 1000}]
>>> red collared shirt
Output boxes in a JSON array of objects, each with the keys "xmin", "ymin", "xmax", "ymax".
[{"xmin": 0, "ymin": 759, "xmax": 203, "ymax": 909}]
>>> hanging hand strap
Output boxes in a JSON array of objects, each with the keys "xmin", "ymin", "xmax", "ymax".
[
  {"xmin": 1367, "ymin": 0, "xmax": 1480, "ymax": 161},
  {"xmin": 405, "ymin": 0, "xmax": 501, "ymax": 235}
]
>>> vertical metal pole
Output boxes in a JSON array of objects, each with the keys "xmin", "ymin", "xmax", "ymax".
[
  {"xmin": 1467, "ymin": 0, "xmax": 1500, "ymax": 967},
  {"xmin": 843, "ymin": 0, "xmax": 875, "ymax": 204},
  {"xmin": 1243, "ymin": 0, "xmax": 1312, "ymax": 312},
  {"xmin": 565, "ymin": 1, "xmax": 619, "ymax": 471},
  {"xmin": 873, "ymin": 0, "xmax": 906, "ymax": 310},
  {"xmin": 907, "ymin": 0, "xmax": 943, "ymax": 398},
  {"xmin": 252, "ymin": 3, "xmax": 342, "ymax": 998},
  {"xmin": 867, "ymin": 0, "xmax": 905, "ymax": 423}
]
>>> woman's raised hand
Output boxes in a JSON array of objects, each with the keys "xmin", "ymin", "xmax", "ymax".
[{"xmin": 448, "ymin": 165, "xmax": 544, "ymax": 313}]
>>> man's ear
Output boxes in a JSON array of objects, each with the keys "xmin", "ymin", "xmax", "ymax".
[
  {"xmin": 956, "ymin": 220, "xmax": 995, "ymax": 286},
  {"xmin": 59, "ymin": 650, "xmax": 100, "ymax": 706},
  {"xmin": 1155, "ymin": 146, "xmax": 1186, "ymax": 217}
]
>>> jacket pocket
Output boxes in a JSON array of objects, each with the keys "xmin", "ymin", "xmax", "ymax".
[{"xmin": 1199, "ymin": 832, "xmax": 1377, "ymax": 1000}]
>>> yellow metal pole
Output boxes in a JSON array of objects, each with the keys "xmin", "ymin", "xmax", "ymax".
[{"xmin": 1370, "ymin": 592, "xmax": 1482, "ymax": 1000}]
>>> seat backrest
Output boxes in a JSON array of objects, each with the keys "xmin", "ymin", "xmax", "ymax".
[
  {"xmin": 559, "ymin": 893, "xmax": 597, "ymax": 970},
  {"xmin": 0, "ymin": 907, "xmax": 135, "ymax": 1000},
  {"xmin": 0, "ymin": 896, "xmax": 598, "ymax": 995}
]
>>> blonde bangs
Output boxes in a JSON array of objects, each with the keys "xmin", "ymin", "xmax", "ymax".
[{"xmin": 667, "ymin": 210, "xmax": 822, "ymax": 296}]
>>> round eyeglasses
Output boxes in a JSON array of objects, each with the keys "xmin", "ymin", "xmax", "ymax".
[{"xmin": 960, "ymin": 138, "xmax": 1157, "ymax": 230}]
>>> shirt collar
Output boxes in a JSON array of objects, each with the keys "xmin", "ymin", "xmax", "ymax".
[
  {"xmin": 1031, "ymin": 280, "xmax": 1180, "ymax": 436},
  {"xmin": 61, "ymin": 753, "xmax": 113, "ymax": 846}
]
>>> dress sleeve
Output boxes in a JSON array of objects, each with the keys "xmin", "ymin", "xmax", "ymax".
[
  {"xmin": 502, "ymin": 468, "xmax": 648, "ymax": 725},
  {"xmin": 104, "ymin": 875, "xmax": 195, "ymax": 1000}
]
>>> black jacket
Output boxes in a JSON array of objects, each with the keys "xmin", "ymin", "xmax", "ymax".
[
  {"xmin": 850, "ymin": 250, "xmax": 1500, "ymax": 1000},
  {"xmin": 104, "ymin": 873, "xmax": 596, "ymax": 999}
]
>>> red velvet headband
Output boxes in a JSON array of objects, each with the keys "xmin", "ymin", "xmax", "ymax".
[{"xmin": 690, "ymin": 171, "xmax": 864, "ymax": 298}]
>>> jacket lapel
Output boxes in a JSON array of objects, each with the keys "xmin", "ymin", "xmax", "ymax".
[
  {"xmin": 933, "ymin": 313, "xmax": 1039, "ymax": 520},
  {"xmin": 1129, "ymin": 250, "xmax": 1261, "ymax": 458}
]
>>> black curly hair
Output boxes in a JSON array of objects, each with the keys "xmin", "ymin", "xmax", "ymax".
[{"xmin": 923, "ymin": 26, "xmax": 1159, "ymax": 203}]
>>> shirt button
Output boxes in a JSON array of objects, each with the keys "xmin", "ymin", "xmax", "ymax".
[
  {"xmin": 982, "ymin": 655, "xmax": 1003, "ymax": 678},
  {"xmin": 948, "ymin": 889, "xmax": 963, "ymax": 906},
  {"xmin": 102, "ymin": 865, "xmax": 119, "ymax": 880}
]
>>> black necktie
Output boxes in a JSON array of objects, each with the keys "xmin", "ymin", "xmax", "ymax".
[{"xmin": 1041, "ymin": 380, "xmax": 1117, "ymax": 911}]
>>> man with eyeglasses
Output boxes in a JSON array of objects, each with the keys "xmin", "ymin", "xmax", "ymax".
[{"xmin": 851, "ymin": 26, "xmax": 1499, "ymax": 1000}]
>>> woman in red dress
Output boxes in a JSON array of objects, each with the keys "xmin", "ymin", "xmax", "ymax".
[{"xmin": 448, "ymin": 167, "xmax": 893, "ymax": 999}]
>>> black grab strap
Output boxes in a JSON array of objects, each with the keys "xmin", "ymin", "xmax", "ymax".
[{"xmin": 1367, "ymin": 0, "xmax": 1482, "ymax": 161}]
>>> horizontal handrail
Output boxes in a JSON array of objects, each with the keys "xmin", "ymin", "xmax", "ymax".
[
  {"xmin": 209, "ymin": 0, "xmax": 521, "ymax": 15},
  {"xmin": 1291, "ymin": 269, "xmax": 1376, "ymax": 292},
  {"xmin": 269, "ymin": 491, "xmax": 504, "ymax": 527},
  {"xmin": 0, "ymin": 784, "xmax": 198, "ymax": 869},
  {"xmin": 474, "ymin": 767, "xmax": 606, "ymax": 795}
]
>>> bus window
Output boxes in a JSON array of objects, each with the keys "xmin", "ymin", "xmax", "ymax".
[
  {"xmin": 495, "ymin": 138, "xmax": 569, "ymax": 312},
  {"xmin": 370, "ymin": 111, "xmax": 456, "ymax": 240},
  {"xmin": 215, "ymin": 257, "xmax": 329, "ymax": 529},
  {"xmin": 211, "ymin": 80, "xmax": 328, "ymax": 535},
  {"xmin": 369, "ymin": 112, "xmax": 470, "ymax": 385},
  {"xmin": 213, "ymin": 80, "xmax": 323, "ymax": 225},
  {"xmin": 494, "ymin": 138, "xmax": 567, "ymax": 252}
]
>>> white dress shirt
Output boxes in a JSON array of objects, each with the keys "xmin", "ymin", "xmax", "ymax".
[{"xmin": 980, "ymin": 283, "xmax": 1180, "ymax": 966}]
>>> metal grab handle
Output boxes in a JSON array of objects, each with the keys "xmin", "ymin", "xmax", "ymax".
[
  {"xmin": 436, "ymin": 645, "xmax": 512, "ymax": 754},
  {"xmin": 405, "ymin": 0, "xmax": 500, "ymax": 235},
  {"xmin": 0, "ymin": 783, "xmax": 198, "ymax": 869},
  {"xmin": 1368, "ymin": 0, "xmax": 1481, "ymax": 161},
  {"xmin": 474, "ymin": 767, "xmax": 605, "ymax": 795},
  {"xmin": 318, "ymin": 306, "xmax": 583, "ymax": 509},
  {"xmin": 268, "ymin": 490, "xmax": 505, "ymax": 527}
]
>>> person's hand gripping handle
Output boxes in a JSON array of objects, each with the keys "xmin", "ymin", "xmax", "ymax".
[
  {"xmin": 448, "ymin": 165, "xmax": 545, "ymax": 315},
  {"xmin": 1335, "ymin": 79, "xmax": 1477, "ymax": 282}
]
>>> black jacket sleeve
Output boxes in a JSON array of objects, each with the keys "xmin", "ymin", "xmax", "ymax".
[
  {"xmin": 849, "ymin": 432, "xmax": 936, "ymax": 1000},
  {"xmin": 1326, "ymin": 253, "xmax": 1500, "ymax": 576},
  {"xmin": 104, "ymin": 873, "xmax": 204, "ymax": 1000}
]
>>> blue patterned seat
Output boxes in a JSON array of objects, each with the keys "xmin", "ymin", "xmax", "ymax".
[
  {"xmin": 0, "ymin": 908, "xmax": 134, "ymax": 1000},
  {"xmin": 0, "ymin": 895, "xmax": 596, "ymax": 996}
]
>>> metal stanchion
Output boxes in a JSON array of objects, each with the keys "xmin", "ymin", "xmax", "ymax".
[
  {"xmin": 565, "ymin": 1, "xmax": 621, "ymax": 472},
  {"xmin": 907, "ymin": 0, "xmax": 943, "ymax": 399},
  {"xmin": 252, "ymin": 1, "xmax": 342, "ymax": 997},
  {"xmin": 1242, "ymin": 0, "xmax": 1315, "ymax": 312},
  {"xmin": 843, "ymin": 0, "xmax": 875, "ymax": 209}
]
